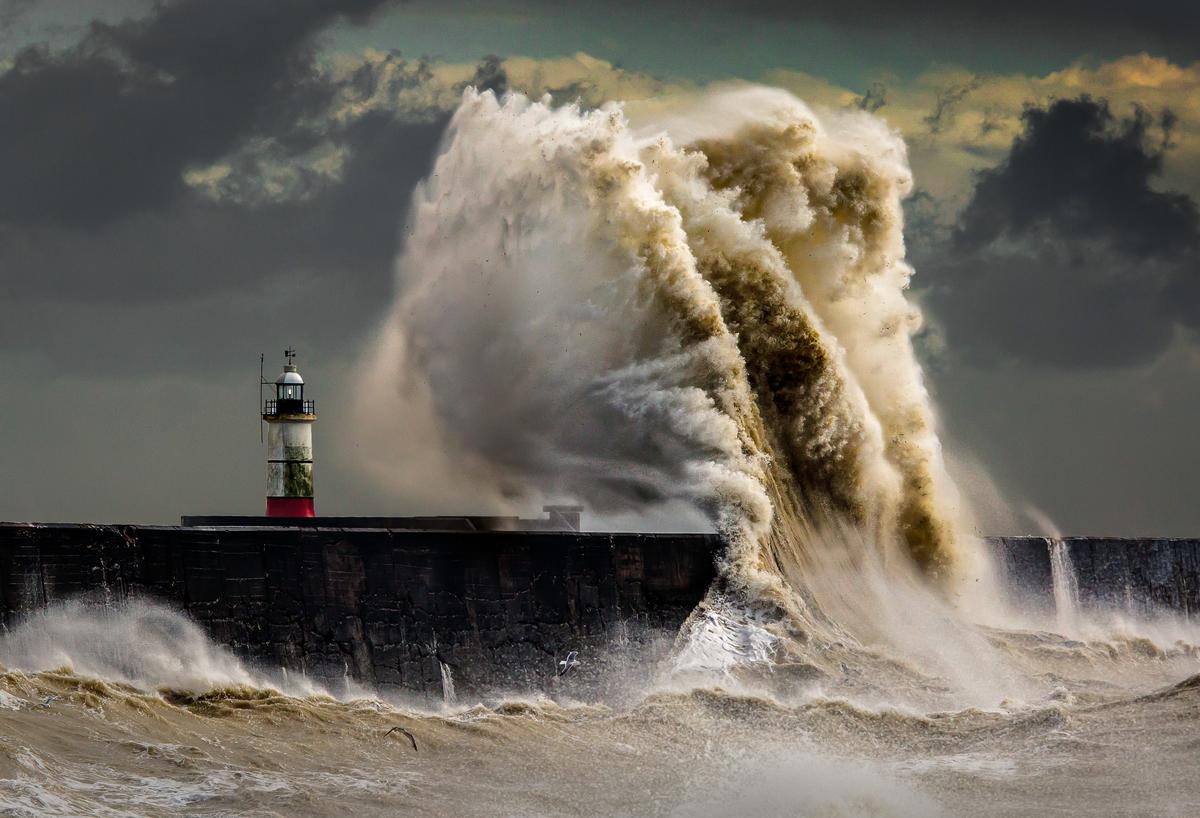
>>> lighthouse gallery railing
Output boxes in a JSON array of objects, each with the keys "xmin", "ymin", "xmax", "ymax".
[{"xmin": 263, "ymin": 399, "xmax": 315, "ymax": 416}]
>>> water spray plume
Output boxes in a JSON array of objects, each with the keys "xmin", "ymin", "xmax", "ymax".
[{"xmin": 354, "ymin": 85, "xmax": 997, "ymax": 693}]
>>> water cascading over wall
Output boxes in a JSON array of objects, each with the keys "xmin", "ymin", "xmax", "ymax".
[{"xmin": 991, "ymin": 536, "xmax": 1200, "ymax": 621}]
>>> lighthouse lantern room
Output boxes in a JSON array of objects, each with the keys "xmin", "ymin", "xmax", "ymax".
[{"xmin": 263, "ymin": 349, "xmax": 316, "ymax": 517}]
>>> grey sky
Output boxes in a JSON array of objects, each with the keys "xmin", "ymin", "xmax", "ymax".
[{"xmin": 1, "ymin": 0, "xmax": 1197, "ymax": 535}]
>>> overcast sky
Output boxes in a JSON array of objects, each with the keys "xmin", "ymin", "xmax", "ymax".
[{"xmin": 1, "ymin": 0, "xmax": 1198, "ymax": 535}]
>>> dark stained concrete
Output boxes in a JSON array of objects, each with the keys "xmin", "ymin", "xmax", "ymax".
[
  {"xmin": 0, "ymin": 522, "xmax": 719, "ymax": 698},
  {"xmin": 3, "ymin": 524, "xmax": 1198, "ymax": 697},
  {"xmin": 990, "ymin": 536, "xmax": 1200, "ymax": 620}
]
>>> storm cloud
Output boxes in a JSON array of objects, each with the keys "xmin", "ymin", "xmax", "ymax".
[
  {"xmin": 0, "ymin": 0, "xmax": 460, "ymax": 358},
  {"xmin": 0, "ymin": 0, "xmax": 400, "ymax": 227},
  {"xmin": 739, "ymin": 0, "xmax": 1200, "ymax": 63},
  {"xmin": 922, "ymin": 96, "xmax": 1200, "ymax": 368}
]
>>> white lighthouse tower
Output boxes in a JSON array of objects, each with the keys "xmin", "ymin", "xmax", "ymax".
[{"xmin": 263, "ymin": 349, "xmax": 316, "ymax": 517}]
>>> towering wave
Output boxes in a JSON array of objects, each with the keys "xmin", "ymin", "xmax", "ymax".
[{"xmin": 358, "ymin": 86, "xmax": 993, "ymax": 692}]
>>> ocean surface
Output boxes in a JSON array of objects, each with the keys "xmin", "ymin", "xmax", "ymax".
[{"xmin": 0, "ymin": 599, "xmax": 1197, "ymax": 817}]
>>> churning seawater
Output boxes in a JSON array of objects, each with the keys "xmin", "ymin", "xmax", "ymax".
[
  {"xmin": 2, "ymin": 86, "xmax": 1197, "ymax": 816},
  {"xmin": 0, "ymin": 599, "xmax": 1197, "ymax": 817}
]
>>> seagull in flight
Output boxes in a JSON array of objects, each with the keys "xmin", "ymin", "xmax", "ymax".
[{"xmin": 557, "ymin": 651, "xmax": 581, "ymax": 677}]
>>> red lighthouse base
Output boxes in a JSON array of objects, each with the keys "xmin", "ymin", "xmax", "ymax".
[{"xmin": 266, "ymin": 497, "xmax": 315, "ymax": 517}]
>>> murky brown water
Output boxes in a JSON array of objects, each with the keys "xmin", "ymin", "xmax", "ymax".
[{"xmin": 0, "ymin": 602, "xmax": 1197, "ymax": 818}]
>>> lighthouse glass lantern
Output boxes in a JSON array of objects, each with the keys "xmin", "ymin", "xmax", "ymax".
[{"xmin": 263, "ymin": 349, "xmax": 316, "ymax": 517}]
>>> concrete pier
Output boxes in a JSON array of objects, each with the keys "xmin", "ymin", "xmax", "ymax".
[
  {"xmin": 0, "ymin": 522, "xmax": 719, "ymax": 697},
  {"xmin": 3, "ymin": 523, "xmax": 1199, "ymax": 696}
]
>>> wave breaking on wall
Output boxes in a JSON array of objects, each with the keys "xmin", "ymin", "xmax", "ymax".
[{"xmin": 358, "ymin": 86, "xmax": 1011, "ymax": 702}]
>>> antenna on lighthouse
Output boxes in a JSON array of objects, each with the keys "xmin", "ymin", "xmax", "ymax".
[{"xmin": 259, "ymin": 352, "xmax": 271, "ymax": 444}]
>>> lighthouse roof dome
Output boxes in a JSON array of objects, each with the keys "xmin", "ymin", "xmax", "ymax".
[{"xmin": 276, "ymin": 364, "xmax": 304, "ymax": 385}]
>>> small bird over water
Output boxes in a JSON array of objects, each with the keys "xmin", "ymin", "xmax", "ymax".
[{"xmin": 557, "ymin": 651, "xmax": 581, "ymax": 677}]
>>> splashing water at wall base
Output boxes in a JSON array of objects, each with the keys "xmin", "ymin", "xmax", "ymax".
[{"xmin": 0, "ymin": 599, "xmax": 327, "ymax": 698}]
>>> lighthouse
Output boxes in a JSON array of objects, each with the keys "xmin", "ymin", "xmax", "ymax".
[{"xmin": 263, "ymin": 349, "xmax": 316, "ymax": 517}]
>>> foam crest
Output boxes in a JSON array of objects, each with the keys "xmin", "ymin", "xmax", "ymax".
[{"xmin": 0, "ymin": 599, "xmax": 325, "ymax": 697}]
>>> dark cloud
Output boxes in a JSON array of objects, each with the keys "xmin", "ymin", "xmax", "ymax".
[
  {"xmin": 955, "ymin": 98, "xmax": 1198, "ymax": 258},
  {"xmin": 737, "ymin": 0, "xmax": 1200, "ymax": 62},
  {"xmin": 471, "ymin": 54, "xmax": 507, "ymax": 96},
  {"xmin": 0, "ymin": 0, "xmax": 457, "ymax": 353},
  {"xmin": 0, "ymin": 0, "xmax": 392, "ymax": 228},
  {"xmin": 920, "ymin": 96, "xmax": 1200, "ymax": 369},
  {"xmin": 0, "ymin": 114, "xmax": 447, "ymax": 305}
]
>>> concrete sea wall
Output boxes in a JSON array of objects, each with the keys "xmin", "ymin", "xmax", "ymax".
[
  {"xmin": 0, "ymin": 523, "xmax": 718, "ymax": 698},
  {"xmin": 3, "ymin": 524, "xmax": 1199, "ymax": 696},
  {"xmin": 990, "ymin": 536, "xmax": 1200, "ymax": 620}
]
